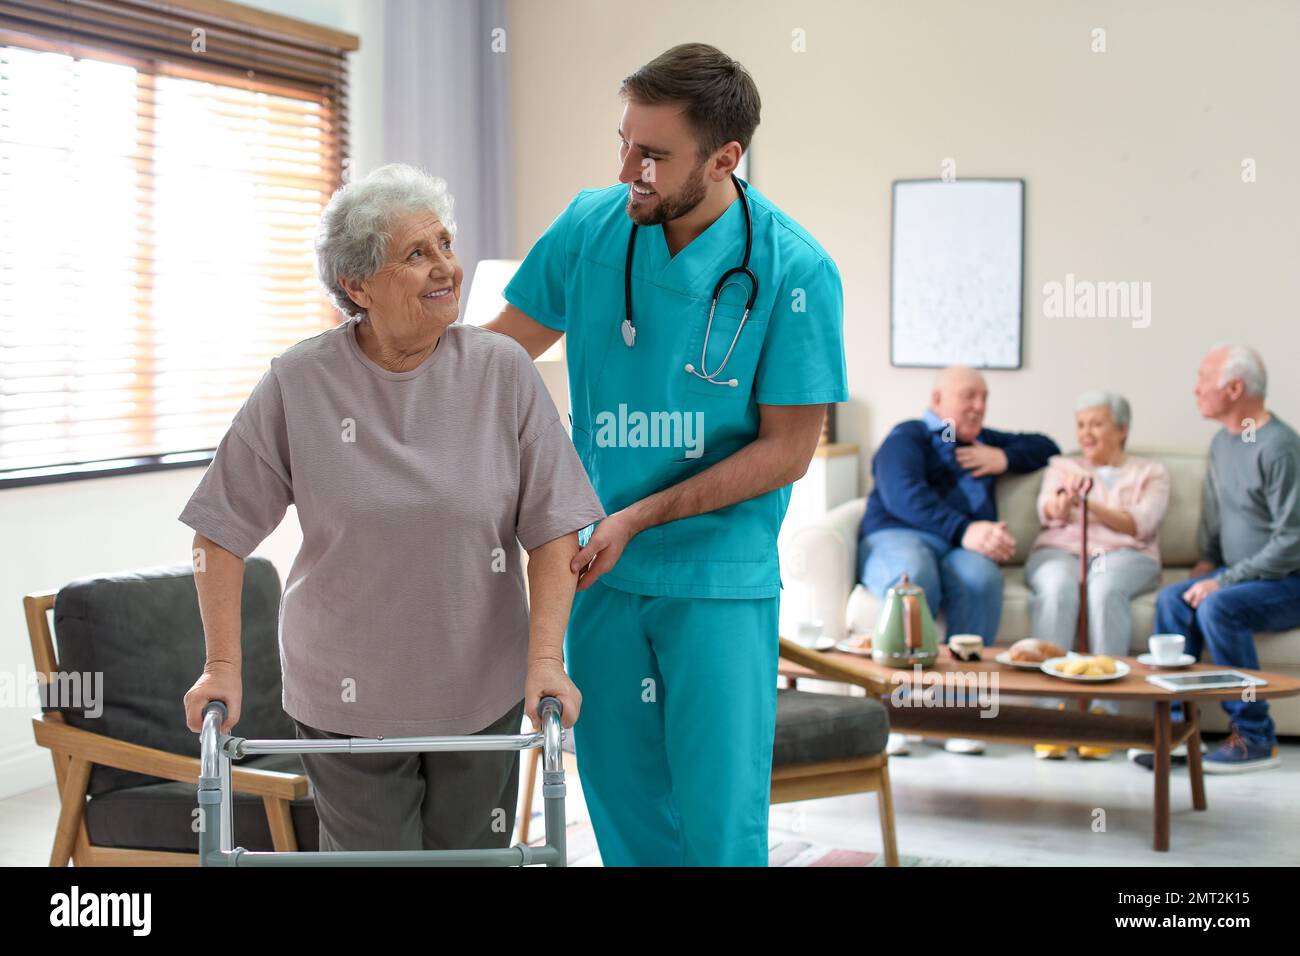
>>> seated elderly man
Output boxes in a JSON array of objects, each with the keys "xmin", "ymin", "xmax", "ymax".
[
  {"xmin": 858, "ymin": 366, "xmax": 1059, "ymax": 755},
  {"xmin": 1134, "ymin": 345, "xmax": 1300, "ymax": 774}
]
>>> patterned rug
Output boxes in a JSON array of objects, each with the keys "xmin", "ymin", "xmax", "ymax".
[{"xmin": 527, "ymin": 817, "xmax": 985, "ymax": 866}]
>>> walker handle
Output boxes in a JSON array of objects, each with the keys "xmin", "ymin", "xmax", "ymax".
[
  {"xmin": 202, "ymin": 700, "xmax": 228, "ymax": 725},
  {"xmin": 198, "ymin": 700, "xmax": 229, "ymax": 786},
  {"xmin": 539, "ymin": 696, "xmax": 562, "ymax": 722},
  {"xmin": 538, "ymin": 696, "xmax": 564, "ymax": 774}
]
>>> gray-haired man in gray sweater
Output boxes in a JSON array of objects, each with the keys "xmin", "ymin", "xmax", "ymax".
[{"xmin": 1149, "ymin": 345, "xmax": 1300, "ymax": 773}]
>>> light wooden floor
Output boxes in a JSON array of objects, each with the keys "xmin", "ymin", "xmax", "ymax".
[{"xmin": 5, "ymin": 739, "xmax": 1297, "ymax": 866}]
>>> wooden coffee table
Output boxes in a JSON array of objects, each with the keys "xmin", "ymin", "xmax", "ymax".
[{"xmin": 778, "ymin": 639, "xmax": 1300, "ymax": 851}]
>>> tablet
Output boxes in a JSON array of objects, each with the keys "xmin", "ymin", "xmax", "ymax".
[{"xmin": 1145, "ymin": 670, "xmax": 1268, "ymax": 692}]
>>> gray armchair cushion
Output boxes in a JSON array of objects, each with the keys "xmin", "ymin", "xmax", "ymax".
[
  {"xmin": 83, "ymin": 752, "xmax": 320, "ymax": 853},
  {"xmin": 773, "ymin": 689, "xmax": 890, "ymax": 765},
  {"xmin": 51, "ymin": 557, "xmax": 296, "ymax": 796}
]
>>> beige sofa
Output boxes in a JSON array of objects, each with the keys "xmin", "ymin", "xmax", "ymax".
[{"xmin": 784, "ymin": 449, "xmax": 1300, "ymax": 736}]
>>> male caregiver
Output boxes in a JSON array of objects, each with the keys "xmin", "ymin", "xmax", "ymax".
[{"xmin": 488, "ymin": 43, "xmax": 847, "ymax": 866}]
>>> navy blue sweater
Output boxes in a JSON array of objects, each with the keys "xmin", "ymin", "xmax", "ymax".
[{"xmin": 859, "ymin": 420, "xmax": 1061, "ymax": 545}]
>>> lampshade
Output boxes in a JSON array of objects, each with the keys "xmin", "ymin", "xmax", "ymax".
[{"xmin": 463, "ymin": 259, "xmax": 562, "ymax": 362}]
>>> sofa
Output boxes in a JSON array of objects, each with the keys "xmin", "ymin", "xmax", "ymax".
[{"xmin": 783, "ymin": 449, "xmax": 1300, "ymax": 736}]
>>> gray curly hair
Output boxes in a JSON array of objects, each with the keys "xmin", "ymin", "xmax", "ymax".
[
  {"xmin": 315, "ymin": 163, "xmax": 457, "ymax": 319},
  {"xmin": 1075, "ymin": 389, "xmax": 1132, "ymax": 447}
]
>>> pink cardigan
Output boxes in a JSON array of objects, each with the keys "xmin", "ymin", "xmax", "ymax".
[{"xmin": 1031, "ymin": 454, "xmax": 1170, "ymax": 564}]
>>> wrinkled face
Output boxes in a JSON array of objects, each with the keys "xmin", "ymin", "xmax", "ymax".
[
  {"xmin": 1194, "ymin": 349, "xmax": 1234, "ymax": 419},
  {"xmin": 348, "ymin": 211, "xmax": 462, "ymax": 336},
  {"xmin": 932, "ymin": 372, "xmax": 987, "ymax": 443},
  {"xmin": 1076, "ymin": 405, "xmax": 1125, "ymax": 463},
  {"xmin": 617, "ymin": 100, "xmax": 712, "ymax": 227}
]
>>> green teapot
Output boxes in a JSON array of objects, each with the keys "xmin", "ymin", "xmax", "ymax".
[{"xmin": 872, "ymin": 574, "xmax": 939, "ymax": 668}]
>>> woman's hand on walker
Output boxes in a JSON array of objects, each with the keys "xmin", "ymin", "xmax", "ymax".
[
  {"xmin": 184, "ymin": 659, "xmax": 242, "ymax": 734},
  {"xmin": 525, "ymin": 656, "xmax": 581, "ymax": 730}
]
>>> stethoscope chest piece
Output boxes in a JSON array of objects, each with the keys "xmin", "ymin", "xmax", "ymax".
[{"xmin": 621, "ymin": 318, "xmax": 636, "ymax": 348}]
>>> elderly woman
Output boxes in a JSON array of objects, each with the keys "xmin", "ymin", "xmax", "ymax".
[
  {"xmin": 1026, "ymin": 390, "xmax": 1170, "ymax": 760},
  {"xmin": 179, "ymin": 163, "xmax": 605, "ymax": 850}
]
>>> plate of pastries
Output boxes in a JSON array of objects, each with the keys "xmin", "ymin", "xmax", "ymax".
[
  {"xmin": 1040, "ymin": 653, "xmax": 1131, "ymax": 682},
  {"xmin": 997, "ymin": 638, "xmax": 1066, "ymax": 670}
]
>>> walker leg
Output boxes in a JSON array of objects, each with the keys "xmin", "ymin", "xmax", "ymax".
[{"xmin": 543, "ymin": 767, "xmax": 567, "ymax": 867}]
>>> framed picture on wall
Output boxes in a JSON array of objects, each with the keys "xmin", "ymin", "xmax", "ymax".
[{"xmin": 889, "ymin": 178, "xmax": 1025, "ymax": 369}]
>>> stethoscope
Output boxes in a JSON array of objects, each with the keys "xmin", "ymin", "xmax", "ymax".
[{"xmin": 620, "ymin": 173, "xmax": 758, "ymax": 388}]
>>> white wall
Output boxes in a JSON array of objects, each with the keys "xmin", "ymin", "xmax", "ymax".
[
  {"xmin": 504, "ymin": 0, "xmax": 1300, "ymax": 488},
  {"xmin": 0, "ymin": 0, "xmax": 385, "ymax": 799}
]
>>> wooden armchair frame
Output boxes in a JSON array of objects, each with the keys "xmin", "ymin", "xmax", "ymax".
[{"xmin": 23, "ymin": 590, "xmax": 309, "ymax": 867}]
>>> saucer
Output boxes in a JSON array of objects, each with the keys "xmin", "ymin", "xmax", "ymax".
[
  {"xmin": 794, "ymin": 635, "xmax": 837, "ymax": 652},
  {"xmin": 1137, "ymin": 652, "xmax": 1196, "ymax": 669}
]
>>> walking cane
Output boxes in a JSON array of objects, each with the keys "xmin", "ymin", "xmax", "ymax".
[{"xmin": 1074, "ymin": 476, "xmax": 1095, "ymax": 713}]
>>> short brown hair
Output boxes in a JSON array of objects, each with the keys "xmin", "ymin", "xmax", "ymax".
[{"xmin": 619, "ymin": 43, "xmax": 761, "ymax": 162}]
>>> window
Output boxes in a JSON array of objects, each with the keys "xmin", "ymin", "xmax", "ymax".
[{"xmin": 0, "ymin": 0, "xmax": 356, "ymax": 484}]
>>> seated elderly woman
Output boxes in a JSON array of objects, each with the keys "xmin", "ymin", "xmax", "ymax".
[
  {"xmin": 179, "ymin": 163, "xmax": 605, "ymax": 851},
  {"xmin": 1026, "ymin": 390, "xmax": 1170, "ymax": 761}
]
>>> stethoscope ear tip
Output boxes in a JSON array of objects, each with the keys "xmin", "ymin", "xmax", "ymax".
[{"xmin": 683, "ymin": 364, "xmax": 740, "ymax": 387}]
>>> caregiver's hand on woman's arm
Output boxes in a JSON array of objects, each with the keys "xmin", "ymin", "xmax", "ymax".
[
  {"xmin": 523, "ymin": 531, "xmax": 584, "ymax": 730},
  {"xmin": 183, "ymin": 532, "xmax": 245, "ymax": 734}
]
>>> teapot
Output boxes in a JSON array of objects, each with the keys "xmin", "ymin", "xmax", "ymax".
[{"xmin": 872, "ymin": 574, "xmax": 939, "ymax": 667}]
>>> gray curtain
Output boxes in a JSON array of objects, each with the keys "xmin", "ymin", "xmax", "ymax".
[{"xmin": 381, "ymin": 0, "xmax": 513, "ymax": 299}]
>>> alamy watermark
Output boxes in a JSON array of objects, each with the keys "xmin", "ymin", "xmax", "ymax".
[
  {"xmin": 1042, "ymin": 273, "xmax": 1151, "ymax": 329},
  {"xmin": 890, "ymin": 666, "xmax": 1000, "ymax": 718},
  {"xmin": 594, "ymin": 405, "xmax": 705, "ymax": 459},
  {"xmin": 1, "ymin": 665, "xmax": 102, "ymax": 718}
]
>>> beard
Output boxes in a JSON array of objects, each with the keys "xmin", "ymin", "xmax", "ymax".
[{"xmin": 626, "ymin": 158, "xmax": 709, "ymax": 226}]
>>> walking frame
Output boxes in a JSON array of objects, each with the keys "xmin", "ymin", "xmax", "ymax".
[{"xmin": 196, "ymin": 697, "xmax": 568, "ymax": 866}]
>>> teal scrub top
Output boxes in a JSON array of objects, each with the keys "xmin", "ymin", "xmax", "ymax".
[{"xmin": 504, "ymin": 180, "xmax": 848, "ymax": 599}]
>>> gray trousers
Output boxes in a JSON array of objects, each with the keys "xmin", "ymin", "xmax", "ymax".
[
  {"xmin": 292, "ymin": 697, "xmax": 526, "ymax": 852},
  {"xmin": 1025, "ymin": 547, "xmax": 1161, "ymax": 715}
]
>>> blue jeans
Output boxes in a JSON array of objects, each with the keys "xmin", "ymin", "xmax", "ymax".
[
  {"xmin": 859, "ymin": 528, "xmax": 1003, "ymax": 643},
  {"xmin": 1154, "ymin": 570, "xmax": 1300, "ymax": 747}
]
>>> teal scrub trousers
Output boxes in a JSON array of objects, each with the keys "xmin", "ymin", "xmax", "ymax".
[{"xmin": 565, "ymin": 579, "xmax": 779, "ymax": 866}]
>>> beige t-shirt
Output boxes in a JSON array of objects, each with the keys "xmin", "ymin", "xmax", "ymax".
[{"xmin": 179, "ymin": 319, "xmax": 605, "ymax": 737}]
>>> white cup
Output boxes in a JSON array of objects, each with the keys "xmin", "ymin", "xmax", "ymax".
[
  {"xmin": 1149, "ymin": 633, "xmax": 1185, "ymax": 664},
  {"xmin": 798, "ymin": 619, "xmax": 825, "ymax": 646}
]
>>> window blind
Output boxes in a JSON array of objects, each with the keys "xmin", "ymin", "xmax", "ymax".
[{"xmin": 0, "ymin": 0, "xmax": 356, "ymax": 479}]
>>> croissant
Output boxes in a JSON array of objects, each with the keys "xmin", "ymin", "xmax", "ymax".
[{"xmin": 1009, "ymin": 638, "xmax": 1067, "ymax": 663}]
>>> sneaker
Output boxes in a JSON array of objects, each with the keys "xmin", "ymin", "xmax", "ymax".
[
  {"xmin": 1203, "ymin": 727, "xmax": 1281, "ymax": 774},
  {"xmin": 944, "ymin": 738, "xmax": 985, "ymax": 755},
  {"xmin": 1128, "ymin": 741, "xmax": 1188, "ymax": 760},
  {"xmin": 1077, "ymin": 745, "xmax": 1113, "ymax": 760},
  {"xmin": 1077, "ymin": 708, "xmax": 1115, "ymax": 759},
  {"xmin": 886, "ymin": 732, "xmax": 911, "ymax": 756},
  {"xmin": 1034, "ymin": 743, "xmax": 1068, "ymax": 760},
  {"xmin": 1128, "ymin": 740, "xmax": 1206, "ymax": 771}
]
